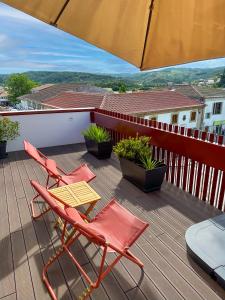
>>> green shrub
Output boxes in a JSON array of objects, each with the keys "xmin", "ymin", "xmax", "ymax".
[
  {"xmin": 113, "ymin": 136, "xmax": 152, "ymax": 164},
  {"xmin": 113, "ymin": 135, "xmax": 162, "ymax": 170},
  {"xmin": 0, "ymin": 117, "xmax": 19, "ymax": 142},
  {"xmin": 139, "ymin": 155, "xmax": 162, "ymax": 170},
  {"xmin": 82, "ymin": 124, "xmax": 110, "ymax": 143}
]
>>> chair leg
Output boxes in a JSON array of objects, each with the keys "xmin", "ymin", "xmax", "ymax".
[
  {"xmin": 42, "ymin": 234, "xmax": 143, "ymax": 300},
  {"xmin": 42, "ymin": 245, "xmax": 65, "ymax": 300},
  {"xmin": 31, "ymin": 194, "xmax": 51, "ymax": 219},
  {"xmin": 125, "ymin": 250, "xmax": 144, "ymax": 268}
]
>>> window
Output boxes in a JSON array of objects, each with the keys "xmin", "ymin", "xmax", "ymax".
[
  {"xmin": 182, "ymin": 115, "xmax": 186, "ymax": 121},
  {"xmin": 205, "ymin": 112, "xmax": 211, "ymax": 119},
  {"xmin": 190, "ymin": 111, "xmax": 197, "ymax": 122},
  {"xmin": 213, "ymin": 102, "xmax": 222, "ymax": 115},
  {"xmin": 171, "ymin": 113, "xmax": 178, "ymax": 124}
]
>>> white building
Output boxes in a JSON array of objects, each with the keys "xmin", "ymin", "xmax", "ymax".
[
  {"xmin": 203, "ymin": 96, "xmax": 225, "ymax": 135},
  {"xmin": 0, "ymin": 90, "xmax": 9, "ymax": 106},
  {"xmin": 145, "ymin": 108, "xmax": 202, "ymax": 129},
  {"xmin": 171, "ymin": 85, "xmax": 225, "ymax": 135}
]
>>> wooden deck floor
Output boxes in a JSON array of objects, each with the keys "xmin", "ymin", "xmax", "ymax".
[{"xmin": 1, "ymin": 143, "xmax": 225, "ymax": 300}]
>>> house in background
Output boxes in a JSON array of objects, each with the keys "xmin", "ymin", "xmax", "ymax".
[
  {"xmin": 19, "ymin": 83, "xmax": 107, "ymax": 110},
  {"xmin": 42, "ymin": 91, "xmax": 106, "ymax": 109},
  {"xmin": 0, "ymin": 90, "xmax": 9, "ymax": 106},
  {"xmin": 21, "ymin": 88, "xmax": 204, "ymax": 130},
  {"xmin": 171, "ymin": 85, "xmax": 225, "ymax": 134},
  {"xmin": 101, "ymin": 91, "xmax": 204, "ymax": 129},
  {"xmin": 19, "ymin": 83, "xmax": 207, "ymax": 130}
]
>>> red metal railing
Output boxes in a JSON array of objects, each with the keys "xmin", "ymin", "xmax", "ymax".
[{"xmin": 93, "ymin": 108, "xmax": 225, "ymax": 211}]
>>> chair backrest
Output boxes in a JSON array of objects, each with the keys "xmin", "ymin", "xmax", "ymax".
[
  {"xmin": 24, "ymin": 140, "xmax": 60, "ymax": 178},
  {"xmin": 31, "ymin": 180, "xmax": 84, "ymax": 225},
  {"xmin": 70, "ymin": 164, "xmax": 96, "ymax": 183},
  {"xmin": 31, "ymin": 180, "xmax": 106, "ymax": 243},
  {"xmin": 24, "ymin": 140, "xmax": 46, "ymax": 166}
]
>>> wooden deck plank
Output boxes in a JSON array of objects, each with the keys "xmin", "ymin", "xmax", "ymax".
[
  {"xmin": 1, "ymin": 144, "xmax": 225, "ymax": 300},
  {"xmin": 11, "ymin": 230, "xmax": 35, "ymax": 300},
  {"xmin": 1, "ymin": 293, "xmax": 17, "ymax": 300},
  {"xmin": 3, "ymin": 158, "xmax": 21, "ymax": 233},
  {"xmin": 139, "ymin": 235, "xmax": 219, "ymax": 300},
  {"xmin": 158, "ymin": 233, "xmax": 225, "ymax": 299},
  {"xmin": 0, "ymin": 161, "xmax": 15, "ymax": 299}
]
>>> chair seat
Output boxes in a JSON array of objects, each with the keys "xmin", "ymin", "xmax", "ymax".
[
  {"xmin": 86, "ymin": 199, "xmax": 148, "ymax": 252},
  {"xmin": 59, "ymin": 164, "xmax": 96, "ymax": 186}
]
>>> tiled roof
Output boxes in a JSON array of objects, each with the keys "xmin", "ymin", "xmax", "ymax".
[
  {"xmin": 31, "ymin": 84, "xmax": 55, "ymax": 92},
  {"xmin": 44, "ymin": 91, "xmax": 105, "ymax": 108},
  {"xmin": 20, "ymin": 83, "xmax": 106, "ymax": 103},
  {"xmin": 194, "ymin": 86, "xmax": 225, "ymax": 98},
  {"xmin": 169, "ymin": 85, "xmax": 225, "ymax": 99},
  {"xmin": 169, "ymin": 85, "xmax": 203, "ymax": 100},
  {"xmin": 43, "ymin": 90, "xmax": 203, "ymax": 113},
  {"xmin": 0, "ymin": 91, "xmax": 8, "ymax": 97},
  {"xmin": 100, "ymin": 91, "xmax": 203, "ymax": 114}
]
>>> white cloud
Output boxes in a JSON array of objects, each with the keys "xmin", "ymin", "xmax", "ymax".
[
  {"xmin": 31, "ymin": 51, "xmax": 90, "ymax": 59},
  {"xmin": 0, "ymin": 3, "xmax": 39, "ymax": 23}
]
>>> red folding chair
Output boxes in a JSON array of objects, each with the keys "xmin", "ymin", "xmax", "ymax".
[
  {"xmin": 24, "ymin": 140, "xmax": 96, "ymax": 219},
  {"xmin": 31, "ymin": 180, "xmax": 149, "ymax": 300}
]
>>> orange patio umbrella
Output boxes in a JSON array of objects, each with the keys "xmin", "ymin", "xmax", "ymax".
[{"xmin": 2, "ymin": 0, "xmax": 225, "ymax": 70}]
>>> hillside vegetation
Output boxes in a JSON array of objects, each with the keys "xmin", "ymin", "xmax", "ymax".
[{"xmin": 0, "ymin": 67, "xmax": 224, "ymax": 89}]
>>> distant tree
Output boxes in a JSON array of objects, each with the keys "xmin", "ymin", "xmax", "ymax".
[
  {"xmin": 118, "ymin": 83, "xmax": 127, "ymax": 93},
  {"xmin": 5, "ymin": 74, "xmax": 38, "ymax": 105},
  {"xmin": 217, "ymin": 69, "xmax": 225, "ymax": 87}
]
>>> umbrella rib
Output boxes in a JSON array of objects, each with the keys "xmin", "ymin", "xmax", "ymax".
[
  {"xmin": 140, "ymin": 0, "xmax": 155, "ymax": 69},
  {"xmin": 51, "ymin": 0, "xmax": 71, "ymax": 26}
]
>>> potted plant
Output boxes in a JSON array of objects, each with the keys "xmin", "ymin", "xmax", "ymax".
[
  {"xmin": 113, "ymin": 136, "xmax": 167, "ymax": 192},
  {"xmin": 82, "ymin": 124, "xmax": 112, "ymax": 159},
  {"xmin": 0, "ymin": 117, "xmax": 19, "ymax": 159}
]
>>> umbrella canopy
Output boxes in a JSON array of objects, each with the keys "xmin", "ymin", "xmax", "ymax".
[{"xmin": 2, "ymin": 0, "xmax": 225, "ymax": 70}]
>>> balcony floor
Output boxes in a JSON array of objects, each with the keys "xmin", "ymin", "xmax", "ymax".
[{"xmin": 1, "ymin": 143, "xmax": 225, "ymax": 300}]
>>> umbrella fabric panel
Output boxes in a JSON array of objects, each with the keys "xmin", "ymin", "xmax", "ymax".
[
  {"xmin": 142, "ymin": 0, "xmax": 225, "ymax": 69},
  {"xmin": 57, "ymin": 0, "xmax": 150, "ymax": 67}
]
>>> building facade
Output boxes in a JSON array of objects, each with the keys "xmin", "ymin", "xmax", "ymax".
[
  {"xmin": 171, "ymin": 85, "xmax": 225, "ymax": 134},
  {"xmin": 143, "ymin": 108, "xmax": 202, "ymax": 129}
]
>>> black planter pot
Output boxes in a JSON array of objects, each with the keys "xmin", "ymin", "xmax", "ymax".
[
  {"xmin": 84, "ymin": 137, "xmax": 112, "ymax": 159},
  {"xmin": 0, "ymin": 141, "xmax": 8, "ymax": 159},
  {"xmin": 119, "ymin": 157, "xmax": 167, "ymax": 192}
]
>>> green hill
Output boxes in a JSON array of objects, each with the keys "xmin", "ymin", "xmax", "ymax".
[{"xmin": 0, "ymin": 67, "xmax": 224, "ymax": 89}]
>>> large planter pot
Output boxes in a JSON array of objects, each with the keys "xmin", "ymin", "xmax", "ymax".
[
  {"xmin": 84, "ymin": 137, "xmax": 112, "ymax": 159},
  {"xmin": 0, "ymin": 141, "xmax": 7, "ymax": 159},
  {"xmin": 119, "ymin": 157, "xmax": 167, "ymax": 192}
]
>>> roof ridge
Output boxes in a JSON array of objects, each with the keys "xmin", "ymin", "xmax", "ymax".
[{"xmin": 191, "ymin": 85, "xmax": 204, "ymax": 97}]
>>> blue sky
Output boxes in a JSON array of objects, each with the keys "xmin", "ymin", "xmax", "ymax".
[{"xmin": 0, "ymin": 2, "xmax": 225, "ymax": 75}]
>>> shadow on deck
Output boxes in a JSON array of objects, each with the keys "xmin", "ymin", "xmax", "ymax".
[{"xmin": 0, "ymin": 143, "xmax": 224, "ymax": 300}]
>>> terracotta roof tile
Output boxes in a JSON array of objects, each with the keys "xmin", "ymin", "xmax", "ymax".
[
  {"xmin": 20, "ymin": 83, "xmax": 106, "ymax": 103},
  {"xmin": 100, "ymin": 91, "xmax": 203, "ymax": 114},
  {"xmin": 41, "ymin": 90, "xmax": 203, "ymax": 114},
  {"xmin": 44, "ymin": 91, "xmax": 105, "ymax": 108}
]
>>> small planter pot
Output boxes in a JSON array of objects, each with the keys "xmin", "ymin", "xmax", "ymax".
[
  {"xmin": 0, "ymin": 141, "xmax": 8, "ymax": 159},
  {"xmin": 119, "ymin": 157, "xmax": 167, "ymax": 192},
  {"xmin": 84, "ymin": 137, "xmax": 112, "ymax": 159}
]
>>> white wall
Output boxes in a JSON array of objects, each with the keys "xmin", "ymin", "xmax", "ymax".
[
  {"xmin": 2, "ymin": 110, "xmax": 92, "ymax": 152},
  {"xmin": 203, "ymin": 98, "xmax": 225, "ymax": 127},
  {"xmin": 145, "ymin": 109, "xmax": 200, "ymax": 129}
]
